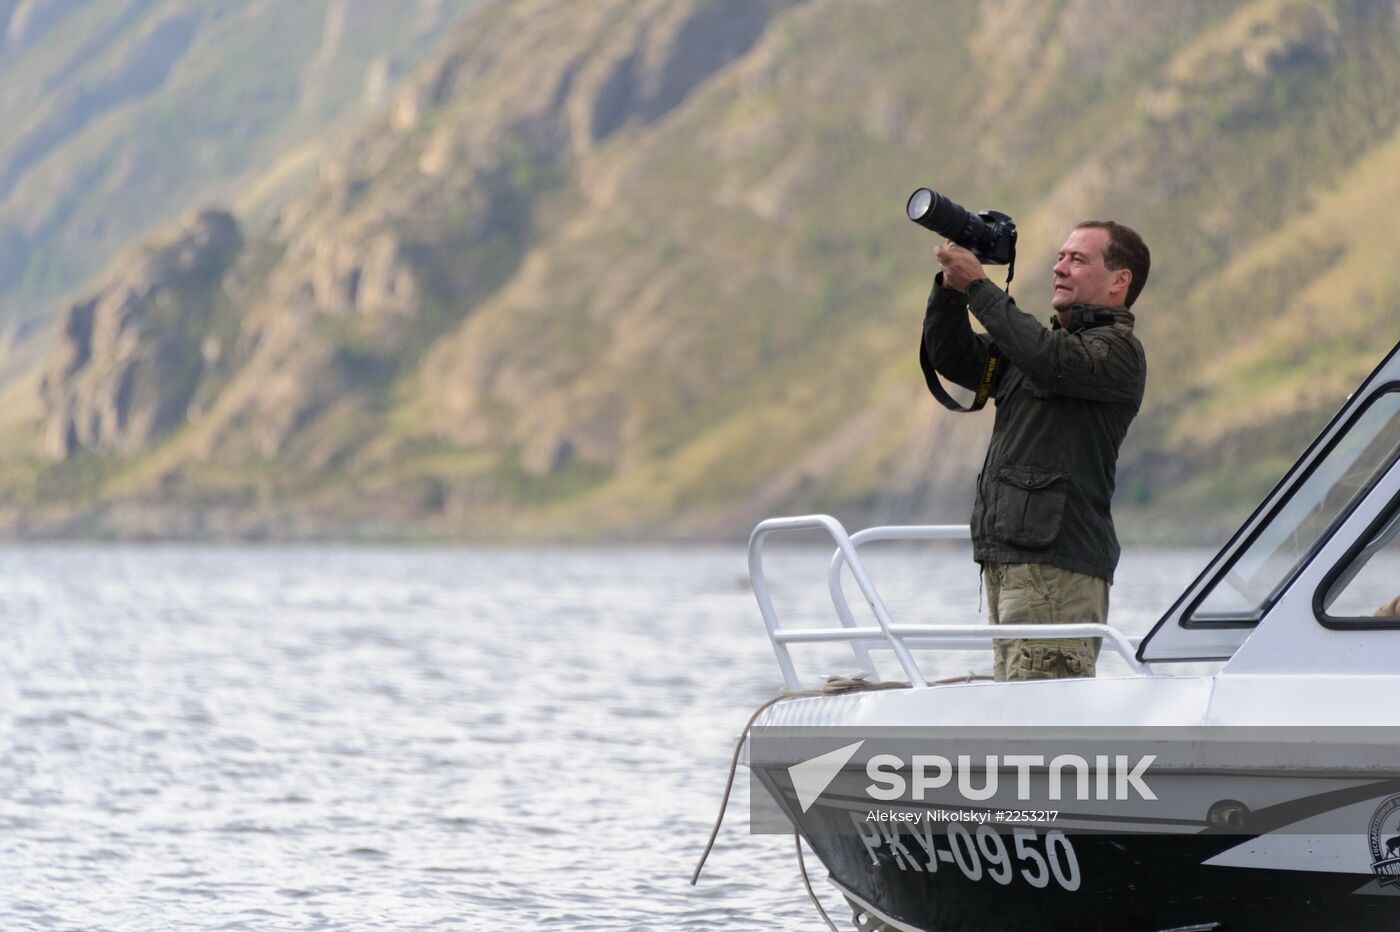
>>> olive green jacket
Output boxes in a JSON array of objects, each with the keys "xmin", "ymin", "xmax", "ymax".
[{"xmin": 919, "ymin": 276, "xmax": 1146, "ymax": 583}]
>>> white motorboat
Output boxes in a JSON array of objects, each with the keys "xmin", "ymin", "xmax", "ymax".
[{"xmin": 740, "ymin": 340, "xmax": 1400, "ymax": 931}]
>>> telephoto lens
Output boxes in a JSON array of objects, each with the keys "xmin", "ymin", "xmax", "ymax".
[
  {"xmin": 906, "ymin": 187, "xmax": 1017, "ymax": 266},
  {"xmin": 907, "ymin": 187, "xmax": 987, "ymax": 248}
]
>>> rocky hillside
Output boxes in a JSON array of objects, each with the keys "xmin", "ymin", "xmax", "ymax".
[
  {"xmin": 39, "ymin": 208, "xmax": 241, "ymax": 460},
  {"xmin": 0, "ymin": 0, "xmax": 476, "ymax": 353},
  {"xmin": 4, "ymin": 0, "xmax": 1400, "ymax": 540}
]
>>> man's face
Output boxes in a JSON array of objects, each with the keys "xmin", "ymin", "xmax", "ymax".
[{"xmin": 1051, "ymin": 227, "xmax": 1128, "ymax": 311}]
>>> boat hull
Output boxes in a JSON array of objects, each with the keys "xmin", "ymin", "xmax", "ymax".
[
  {"xmin": 802, "ymin": 829, "xmax": 1398, "ymax": 932},
  {"xmin": 751, "ymin": 766, "xmax": 1400, "ymax": 932}
]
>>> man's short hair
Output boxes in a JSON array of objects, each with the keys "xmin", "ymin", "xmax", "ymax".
[{"xmin": 1075, "ymin": 220, "xmax": 1150, "ymax": 308}]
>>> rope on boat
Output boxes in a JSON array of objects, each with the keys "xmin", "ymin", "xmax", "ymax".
[
  {"xmin": 689, "ymin": 675, "xmax": 905, "ymax": 887},
  {"xmin": 689, "ymin": 672, "xmax": 994, "ymax": 926},
  {"xmin": 796, "ymin": 830, "xmax": 840, "ymax": 931}
]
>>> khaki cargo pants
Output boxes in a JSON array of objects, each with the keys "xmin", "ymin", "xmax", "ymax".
[{"xmin": 983, "ymin": 563, "xmax": 1107, "ymax": 681}]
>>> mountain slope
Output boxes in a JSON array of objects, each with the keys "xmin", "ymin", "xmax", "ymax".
[
  {"xmin": 8, "ymin": 0, "xmax": 1400, "ymax": 541},
  {"xmin": 0, "ymin": 0, "xmax": 477, "ymax": 347}
]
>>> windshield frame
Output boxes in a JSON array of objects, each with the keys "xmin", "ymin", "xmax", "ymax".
[
  {"xmin": 1313, "ymin": 484, "xmax": 1400, "ymax": 630},
  {"xmin": 1181, "ymin": 383, "xmax": 1400, "ymax": 629}
]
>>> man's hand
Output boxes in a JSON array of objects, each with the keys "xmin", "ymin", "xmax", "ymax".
[{"xmin": 935, "ymin": 241, "xmax": 985, "ymax": 293}]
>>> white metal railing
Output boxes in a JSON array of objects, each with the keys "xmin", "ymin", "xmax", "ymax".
[{"xmin": 749, "ymin": 514, "xmax": 1151, "ymax": 691}]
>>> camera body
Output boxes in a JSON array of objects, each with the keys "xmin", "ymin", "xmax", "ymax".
[{"xmin": 906, "ymin": 188, "xmax": 1017, "ymax": 266}]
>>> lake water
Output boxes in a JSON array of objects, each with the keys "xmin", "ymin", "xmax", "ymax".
[{"xmin": 0, "ymin": 542, "xmax": 1212, "ymax": 930}]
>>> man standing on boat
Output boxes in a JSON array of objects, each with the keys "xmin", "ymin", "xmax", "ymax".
[{"xmin": 920, "ymin": 222, "xmax": 1150, "ymax": 681}]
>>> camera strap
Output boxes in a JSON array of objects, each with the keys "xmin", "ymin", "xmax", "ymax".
[
  {"xmin": 924, "ymin": 266, "xmax": 1015, "ymax": 412},
  {"xmin": 926, "ymin": 345, "xmax": 1002, "ymax": 413}
]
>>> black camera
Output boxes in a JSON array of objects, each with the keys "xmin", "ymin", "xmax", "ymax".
[{"xmin": 906, "ymin": 187, "xmax": 1017, "ymax": 266}]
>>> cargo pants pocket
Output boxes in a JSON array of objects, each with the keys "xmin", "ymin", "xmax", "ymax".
[{"xmin": 987, "ymin": 563, "xmax": 1104, "ymax": 682}]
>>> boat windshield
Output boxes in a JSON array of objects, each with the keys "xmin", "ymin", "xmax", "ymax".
[{"xmin": 1190, "ymin": 388, "xmax": 1400, "ymax": 623}]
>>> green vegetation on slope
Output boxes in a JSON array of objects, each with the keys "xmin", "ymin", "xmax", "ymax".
[{"xmin": 6, "ymin": 0, "xmax": 1400, "ymax": 542}]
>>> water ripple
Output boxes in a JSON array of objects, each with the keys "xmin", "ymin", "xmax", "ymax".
[{"xmin": 0, "ymin": 543, "xmax": 1206, "ymax": 929}]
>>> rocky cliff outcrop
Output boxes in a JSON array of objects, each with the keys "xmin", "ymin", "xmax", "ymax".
[
  {"xmin": 39, "ymin": 208, "xmax": 241, "ymax": 459},
  {"xmin": 182, "ymin": 0, "xmax": 796, "ymax": 468},
  {"xmin": 409, "ymin": 0, "xmax": 797, "ymax": 472},
  {"xmin": 266, "ymin": 0, "xmax": 793, "ymax": 322}
]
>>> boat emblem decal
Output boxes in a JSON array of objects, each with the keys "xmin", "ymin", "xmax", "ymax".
[{"xmin": 1367, "ymin": 794, "xmax": 1400, "ymax": 887}]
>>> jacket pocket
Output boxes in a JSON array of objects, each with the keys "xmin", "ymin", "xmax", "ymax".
[{"xmin": 992, "ymin": 464, "xmax": 1068, "ymax": 550}]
